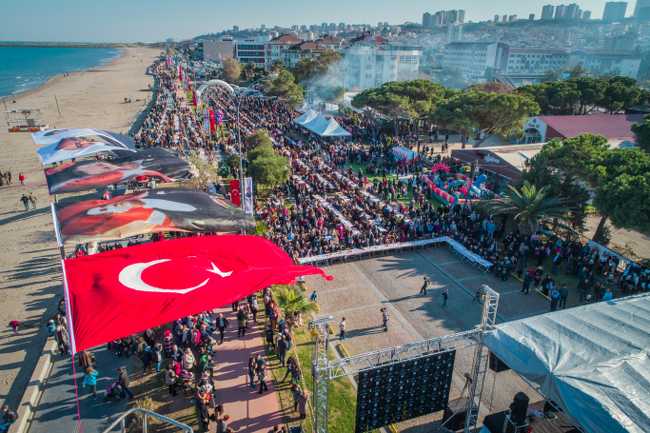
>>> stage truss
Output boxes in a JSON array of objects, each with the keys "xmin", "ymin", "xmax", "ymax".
[{"xmin": 310, "ymin": 285, "xmax": 500, "ymax": 433}]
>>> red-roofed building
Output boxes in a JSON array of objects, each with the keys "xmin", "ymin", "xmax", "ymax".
[{"xmin": 523, "ymin": 114, "xmax": 643, "ymax": 148}]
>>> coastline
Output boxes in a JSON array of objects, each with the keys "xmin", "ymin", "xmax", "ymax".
[
  {"xmin": 0, "ymin": 47, "xmax": 125, "ymax": 103},
  {"xmin": 0, "ymin": 46, "xmax": 159, "ymax": 413}
]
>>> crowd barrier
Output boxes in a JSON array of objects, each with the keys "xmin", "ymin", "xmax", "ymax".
[{"xmin": 298, "ymin": 236, "xmax": 493, "ymax": 270}]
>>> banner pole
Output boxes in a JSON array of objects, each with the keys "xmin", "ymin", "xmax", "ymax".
[
  {"xmin": 50, "ymin": 202, "xmax": 65, "ymax": 259},
  {"xmin": 60, "ymin": 260, "xmax": 78, "ymax": 356}
]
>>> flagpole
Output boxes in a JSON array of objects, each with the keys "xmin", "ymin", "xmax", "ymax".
[
  {"xmin": 60, "ymin": 260, "xmax": 78, "ymax": 355},
  {"xmin": 50, "ymin": 202, "xmax": 65, "ymax": 259}
]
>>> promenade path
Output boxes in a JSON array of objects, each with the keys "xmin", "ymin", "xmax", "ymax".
[{"xmin": 211, "ymin": 308, "xmax": 285, "ymax": 433}]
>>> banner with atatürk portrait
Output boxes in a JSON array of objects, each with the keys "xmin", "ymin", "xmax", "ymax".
[
  {"xmin": 44, "ymin": 147, "xmax": 191, "ymax": 194},
  {"xmin": 55, "ymin": 189, "xmax": 255, "ymax": 244}
]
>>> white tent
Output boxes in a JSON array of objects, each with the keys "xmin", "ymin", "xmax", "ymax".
[
  {"xmin": 293, "ymin": 109, "xmax": 319, "ymax": 127},
  {"xmin": 484, "ymin": 293, "xmax": 650, "ymax": 433},
  {"xmin": 301, "ymin": 113, "xmax": 351, "ymax": 138}
]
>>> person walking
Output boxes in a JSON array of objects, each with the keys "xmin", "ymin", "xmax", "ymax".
[
  {"xmin": 216, "ymin": 313, "xmax": 228, "ymax": 344},
  {"xmin": 248, "ymin": 355, "xmax": 257, "ymax": 389},
  {"xmin": 338, "ymin": 317, "xmax": 346, "ymax": 340},
  {"xmin": 82, "ymin": 367, "xmax": 98, "ymax": 397},
  {"xmin": 419, "ymin": 276, "xmax": 430, "ymax": 296},
  {"xmin": 28, "ymin": 193, "xmax": 37, "ymax": 210},
  {"xmin": 257, "ymin": 357, "xmax": 268, "ymax": 394},
  {"xmin": 19, "ymin": 194, "xmax": 29, "ymax": 211},
  {"xmin": 521, "ymin": 272, "xmax": 532, "ymax": 294},
  {"xmin": 18, "ymin": 172, "xmax": 24, "ymax": 185},
  {"xmin": 380, "ymin": 307, "xmax": 389, "ymax": 332},
  {"xmin": 441, "ymin": 287, "xmax": 449, "ymax": 307},
  {"xmin": 558, "ymin": 285, "xmax": 569, "ymax": 309}
]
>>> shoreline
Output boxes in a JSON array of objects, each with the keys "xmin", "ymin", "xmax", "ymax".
[{"xmin": 0, "ymin": 47, "xmax": 125, "ymax": 104}]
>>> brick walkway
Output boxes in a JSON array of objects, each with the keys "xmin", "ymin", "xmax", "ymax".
[{"xmin": 211, "ymin": 308, "xmax": 284, "ymax": 433}]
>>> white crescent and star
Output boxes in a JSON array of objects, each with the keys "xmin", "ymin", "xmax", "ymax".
[{"xmin": 118, "ymin": 258, "xmax": 232, "ymax": 295}]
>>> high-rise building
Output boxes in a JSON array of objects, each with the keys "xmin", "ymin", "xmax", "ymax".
[
  {"xmin": 494, "ymin": 14, "xmax": 500, "ymax": 23},
  {"xmin": 555, "ymin": 4, "xmax": 567, "ymax": 20},
  {"xmin": 508, "ymin": 15, "xmax": 518, "ymax": 22},
  {"xmin": 541, "ymin": 4, "xmax": 555, "ymax": 20},
  {"xmin": 635, "ymin": 0, "xmax": 650, "ymax": 19},
  {"xmin": 502, "ymin": 14, "xmax": 508, "ymax": 22},
  {"xmin": 566, "ymin": 3, "xmax": 582, "ymax": 20},
  {"xmin": 529, "ymin": 13, "xmax": 536, "ymax": 20},
  {"xmin": 422, "ymin": 12, "xmax": 433, "ymax": 28},
  {"xmin": 582, "ymin": 10, "xmax": 592, "ymax": 20},
  {"xmin": 603, "ymin": 2, "xmax": 627, "ymax": 22},
  {"xmin": 458, "ymin": 10, "xmax": 466, "ymax": 24}
]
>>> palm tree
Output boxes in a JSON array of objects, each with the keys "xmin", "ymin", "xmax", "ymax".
[
  {"xmin": 274, "ymin": 285, "xmax": 319, "ymax": 319},
  {"xmin": 481, "ymin": 182, "xmax": 569, "ymax": 234}
]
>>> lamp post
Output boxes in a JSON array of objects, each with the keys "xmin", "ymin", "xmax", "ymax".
[{"xmin": 198, "ymin": 79, "xmax": 244, "ymax": 210}]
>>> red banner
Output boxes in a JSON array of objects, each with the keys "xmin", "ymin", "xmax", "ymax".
[
  {"xmin": 229, "ymin": 179, "xmax": 241, "ymax": 206},
  {"xmin": 209, "ymin": 109, "xmax": 217, "ymax": 135},
  {"xmin": 63, "ymin": 235, "xmax": 331, "ymax": 352}
]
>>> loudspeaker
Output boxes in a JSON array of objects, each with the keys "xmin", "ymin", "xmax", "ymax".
[
  {"xmin": 442, "ymin": 399, "xmax": 467, "ymax": 431},
  {"xmin": 509, "ymin": 392, "xmax": 530, "ymax": 425},
  {"xmin": 489, "ymin": 352, "xmax": 510, "ymax": 372}
]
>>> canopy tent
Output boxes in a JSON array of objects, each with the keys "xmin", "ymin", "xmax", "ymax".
[
  {"xmin": 293, "ymin": 109, "xmax": 319, "ymax": 127},
  {"xmin": 484, "ymin": 294, "xmax": 650, "ymax": 433},
  {"xmin": 392, "ymin": 145, "xmax": 417, "ymax": 161},
  {"xmin": 300, "ymin": 113, "xmax": 351, "ymax": 138},
  {"xmin": 34, "ymin": 128, "xmax": 135, "ymax": 165},
  {"xmin": 55, "ymin": 189, "xmax": 255, "ymax": 245},
  {"xmin": 44, "ymin": 147, "xmax": 191, "ymax": 194}
]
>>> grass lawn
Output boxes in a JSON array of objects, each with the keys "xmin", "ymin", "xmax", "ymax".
[{"xmin": 267, "ymin": 322, "xmax": 366, "ymax": 433}]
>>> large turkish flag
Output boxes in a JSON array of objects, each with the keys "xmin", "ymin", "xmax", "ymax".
[{"xmin": 62, "ymin": 235, "xmax": 331, "ymax": 353}]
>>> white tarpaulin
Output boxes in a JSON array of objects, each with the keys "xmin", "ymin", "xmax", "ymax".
[
  {"xmin": 484, "ymin": 293, "xmax": 650, "ymax": 433},
  {"xmin": 300, "ymin": 113, "xmax": 351, "ymax": 138},
  {"xmin": 33, "ymin": 128, "xmax": 134, "ymax": 165},
  {"xmin": 293, "ymin": 109, "xmax": 319, "ymax": 127}
]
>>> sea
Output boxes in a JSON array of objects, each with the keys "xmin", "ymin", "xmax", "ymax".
[{"xmin": 0, "ymin": 46, "xmax": 121, "ymax": 98}]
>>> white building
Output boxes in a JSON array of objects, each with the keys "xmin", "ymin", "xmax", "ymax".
[
  {"xmin": 343, "ymin": 44, "xmax": 422, "ymax": 90},
  {"xmin": 442, "ymin": 42, "xmax": 508, "ymax": 81},
  {"xmin": 541, "ymin": 4, "xmax": 555, "ymax": 20},
  {"xmin": 635, "ymin": 0, "xmax": 650, "ymax": 19},
  {"xmin": 264, "ymin": 34, "xmax": 302, "ymax": 68},
  {"xmin": 502, "ymin": 48, "xmax": 570, "ymax": 82},
  {"xmin": 569, "ymin": 51, "xmax": 641, "ymax": 78},
  {"xmin": 603, "ymin": 1, "xmax": 627, "ymax": 22},
  {"xmin": 234, "ymin": 36, "xmax": 269, "ymax": 66}
]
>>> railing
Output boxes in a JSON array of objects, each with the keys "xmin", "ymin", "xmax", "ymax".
[{"xmin": 100, "ymin": 408, "xmax": 193, "ymax": 433}]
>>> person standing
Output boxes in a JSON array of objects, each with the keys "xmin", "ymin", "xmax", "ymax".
[
  {"xmin": 277, "ymin": 335, "xmax": 288, "ymax": 367},
  {"xmin": 248, "ymin": 355, "xmax": 257, "ymax": 389},
  {"xmin": 118, "ymin": 367, "xmax": 134, "ymax": 400},
  {"xmin": 419, "ymin": 276, "xmax": 430, "ymax": 296},
  {"xmin": 549, "ymin": 288, "xmax": 560, "ymax": 312},
  {"xmin": 28, "ymin": 193, "xmax": 37, "ymax": 210},
  {"xmin": 216, "ymin": 313, "xmax": 228, "ymax": 344},
  {"xmin": 521, "ymin": 272, "xmax": 532, "ymax": 295},
  {"xmin": 237, "ymin": 306, "xmax": 247, "ymax": 337},
  {"xmin": 558, "ymin": 285, "xmax": 568, "ymax": 309},
  {"xmin": 82, "ymin": 367, "xmax": 98, "ymax": 397},
  {"xmin": 338, "ymin": 317, "xmax": 346, "ymax": 340},
  {"xmin": 165, "ymin": 363, "xmax": 177, "ymax": 396},
  {"xmin": 18, "ymin": 172, "xmax": 25, "ymax": 185},
  {"xmin": 257, "ymin": 357, "xmax": 268, "ymax": 394},
  {"xmin": 441, "ymin": 287, "xmax": 449, "ymax": 307},
  {"xmin": 380, "ymin": 308, "xmax": 389, "ymax": 332}
]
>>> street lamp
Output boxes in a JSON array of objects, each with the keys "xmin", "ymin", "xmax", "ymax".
[{"xmin": 197, "ymin": 79, "xmax": 244, "ymax": 210}]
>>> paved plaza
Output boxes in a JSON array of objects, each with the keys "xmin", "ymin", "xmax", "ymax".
[{"xmin": 305, "ymin": 246, "xmax": 554, "ymax": 430}]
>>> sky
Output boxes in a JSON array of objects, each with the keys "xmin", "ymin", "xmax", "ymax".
[{"xmin": 0, "ymin": 0, "xmax": 640, "ymax": 43}]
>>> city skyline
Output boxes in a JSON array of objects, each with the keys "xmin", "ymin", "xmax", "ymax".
[{"xmin": 0, "ymin": 0, "xmax": 643, "ymax": 43}]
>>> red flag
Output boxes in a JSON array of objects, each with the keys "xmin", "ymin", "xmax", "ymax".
[
  {"xmin": 209, "ymin": 109, "xmax": 217, "ymax": 134},
  {"xmin": 63, "ymin": 235, "xmax": 331, "ymax": 353},
  {"xmin": 192, "ymin": 90, "xmax": 197, "ymax": 107},
  {"xmin": 229, "ymin": 179, "xmax": 241, "ymax": 206}
]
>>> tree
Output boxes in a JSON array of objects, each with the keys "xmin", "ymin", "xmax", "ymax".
[
  {"xmin": 632, "ymin": 115, "xmax": 650, "ymax": 153},
  {"xmin": 222, "ymin": 58, "xmax": 242, "ymax": 82},
  {"xmin": 188, "ymin": 151, "xmax": 219, "ymax": 191},
  {"xmin": 601, "ymin": 76, "xmax": 642, "ymax": 114},
  {"xmin": 264, "ymin": 69, "xmax": 304, "ymax": 106},
  {"xmin": 273, "ymin": 285, "xmax": 319, "ymax": 318},
  {"xmin": 592, "ymin": 149, "xmax": 650, "ymax": 240},
  {"xmin": 249, "ymin": 155, "xmax": 290, "ymax": 189},
  {"xmin": 481, "ymin": 181, "xmax": 569, "ymax": 234}
]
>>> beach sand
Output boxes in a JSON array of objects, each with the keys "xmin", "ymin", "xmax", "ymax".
[{"xmin": 0, "ymin": 46, "xmax": 159, "ymax": 408}]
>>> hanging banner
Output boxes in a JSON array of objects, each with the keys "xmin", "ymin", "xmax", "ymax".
[
  {"xmin": 63, "ymin": 234, "xmax": 332, "ymax": 352},
  {"xmin": 33, "ymin": 129, "xmax": 134, "ymax": 166},
  {"xmin": 56, "ymin": 189, "xmax": 254, "ymax": 244},
  {"xmin": 244, "ymin": 177, "xmax": 254, "ymax": 216},
  {"xmin": 44, "ymin": 147, "xmax": 191, "ymax": 194}
]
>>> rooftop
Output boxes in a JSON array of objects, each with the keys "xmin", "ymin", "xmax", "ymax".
[{"xmin": 538, "ymin": 113, "xmax": 644, "ymax": 140}]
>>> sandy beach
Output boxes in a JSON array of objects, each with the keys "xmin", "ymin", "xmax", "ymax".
[{"xmin": 0, "ymin": 46, "xmax": 159, "ymax": 408}]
